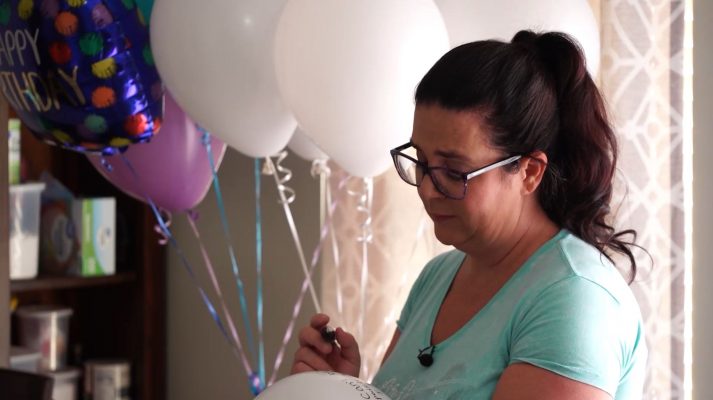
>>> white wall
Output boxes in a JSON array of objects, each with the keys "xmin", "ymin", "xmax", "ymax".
[
  {"xmin": 167, "ymin": 149, "xmax": 320, "ymax": 399},
  {"xmin": 692, "ymin": 0, "xmax": 713, "ymax": 398}
]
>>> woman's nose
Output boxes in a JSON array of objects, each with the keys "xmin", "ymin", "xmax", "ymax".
[{"xmin": 417, "ymin": 172, "xmax": 443, "ymax": 200}]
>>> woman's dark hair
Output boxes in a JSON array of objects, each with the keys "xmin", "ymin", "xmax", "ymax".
[{"xmin": 415, "ymin": 30, "xmax": 643, "ymax": 281}]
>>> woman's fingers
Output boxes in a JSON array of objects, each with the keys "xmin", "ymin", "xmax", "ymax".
[
  {"xmin": 291, "ymin": 314, "xmax": 363, "ymax": 377},
  {"xmin": 310, "ymin": 313, "xmax": 330, "ymax": 329},
  {"xmin": 297, "ymin": 314, "xmax": 333, "ymax": 354},
  {"xmin": 290, "ymin": 361, "xmax": 315, "ymax": 374},
  {"xmin": 298, "ymin": 326, "xmax": 333, "ymax": 355},
  {"xmin": 335, "ymin": 327, "xmax": 361, "ymax": 366},
  {"xmin": 291, "ymin": 345, "xmax": 334, "ymax": 373}
]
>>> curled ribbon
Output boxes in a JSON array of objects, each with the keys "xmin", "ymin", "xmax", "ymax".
[
  {"xmin": 264, "ymin": 153, "xmax": 322, "ymax": 314},
  {"xmin": 264, "ymin": 151, "xmax": 296, "ymax": 204},
  {"xmin": 152, "ymin": 209, "xmax": 172, "ymax": 246},
  {"xmin": 347, "ymin": 177, "xmax": 374, "ymax": 244},
  {"xmin": 347, "ymin": 177, "xmax": 374, "ymax": 363},
  {"xmin": 310, "ymin": 158, "xmax": 331, "ymax": 179}
]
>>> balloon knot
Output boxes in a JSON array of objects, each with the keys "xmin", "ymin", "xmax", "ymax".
[
  {"xmin": 197, "ymin": 125, "xmax": 211, "ymax": 145},
  {"xmin": 248, "ymin": 372, "xmax": 263, "ymax": 395},
  {"xmin": 187, "ymin": 209, "xmax": 200, "ymax": 222}
]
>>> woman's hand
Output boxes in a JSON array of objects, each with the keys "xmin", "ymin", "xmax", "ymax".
[{"xmin": 290, "ymin": 314, "xmax": 361, "ymax": 377}]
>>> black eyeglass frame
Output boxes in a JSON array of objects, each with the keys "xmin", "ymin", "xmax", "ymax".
[{"xmin": 389, "ymin": 142, "xmax": 523, "ymax": 200}]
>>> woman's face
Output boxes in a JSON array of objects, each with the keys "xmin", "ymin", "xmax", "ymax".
[{"xmin": 411, "ymin": 104, "xmax": 525, "ymax": 249}]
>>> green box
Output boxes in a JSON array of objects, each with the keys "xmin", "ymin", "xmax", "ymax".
[
  {"xmin": 71, "ymin": 198, "xmax": 115, "ymax": 276},
  {"xmin": 8, "ymin": 118, "xmax": 20, "ymax": 185}
]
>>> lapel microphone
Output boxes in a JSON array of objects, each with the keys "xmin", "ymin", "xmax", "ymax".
[{"xmin": 417, "ymin": 345, "xmax": 436, "ymax": 367}]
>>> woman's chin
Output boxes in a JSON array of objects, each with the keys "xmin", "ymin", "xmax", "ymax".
[{"xmin": 433, "ymin": 227, "xmax": 460, "ymax": 246}]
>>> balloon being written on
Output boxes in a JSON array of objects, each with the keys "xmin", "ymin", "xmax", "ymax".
[
  {"xmin": 435, "ymin": 0, "xmax": 600, "ymax": 76},
  {"xmin": 256, "ymin": 371, "xmax": 391, "ymax": 400},
  {"xmin": 0, "ymin": 0, "xmax": 163, "ymax": 153},
  {"xmin": 274, "ymin": 0, "xmax": 449, "ymax": 178}
]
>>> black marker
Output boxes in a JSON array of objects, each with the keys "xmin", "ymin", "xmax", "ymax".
[{"xmin": 320, "ymin": 325, "xmax": 336, "ymax": 343}]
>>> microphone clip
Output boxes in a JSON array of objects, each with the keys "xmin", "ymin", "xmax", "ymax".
[{"xmin": 417, "ymin": 345, "xmax": 435, "ymax": 367}]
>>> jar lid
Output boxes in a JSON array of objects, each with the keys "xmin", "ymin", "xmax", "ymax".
[
  {"xmin": 15, "ymin": 305, "xmax": 73, "ymax": 318},
  {"xmin": 85, "ymin": 359, "xmax": 130, "ymax": 372},
  {"xmin": 10, "ymin": 346, "xmax": 42, "ymax": 361},
  {"xmin": 45, "ymin": 366, "xmax": 81, "ymax": 381},
  {"xmin": 9, "ymin": 183, "xmax": 46, "ymax": 193}
]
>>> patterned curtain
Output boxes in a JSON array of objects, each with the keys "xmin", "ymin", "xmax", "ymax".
[
  {"xmin": 598, "ymin": 1, "xmax": 687, "ymax": 399},
  {"xmin": 321, "ymin": 2, "xmax": 690, "ymax": 396}
]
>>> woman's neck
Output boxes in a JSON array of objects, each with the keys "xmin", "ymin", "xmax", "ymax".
[{"xmin": 459, "ymin": 204, "xmax": 559, "ymax": 275}]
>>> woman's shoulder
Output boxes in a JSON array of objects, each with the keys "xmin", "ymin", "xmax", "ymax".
[
  {"xmin": 551, "ymin": 231, "xmax": 637, "ymax": 305},
  {"xmin": 427, "ymin": 248, "xmax": 465, "ymax": 268},
  {"xmin": 411, "ymin": 248, "xmax": 465, "ymax": 290},
  {"xmin": 422, "ymin": 248, "xmax": 465, "ymax": 275}
]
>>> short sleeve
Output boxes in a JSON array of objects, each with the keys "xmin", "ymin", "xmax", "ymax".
[{"xmin": 509, "ymin": 276, "xmax": 630, "ymax": 396}]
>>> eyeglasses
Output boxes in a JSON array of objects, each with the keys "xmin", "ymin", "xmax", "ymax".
[{"xmin": 390, "ymin": 142, "xmax": 522, "ymax": 200}]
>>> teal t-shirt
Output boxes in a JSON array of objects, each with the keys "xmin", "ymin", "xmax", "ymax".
[{"xmin": 372, "ymin": 230, "xmax": 647, "ymax": 399}]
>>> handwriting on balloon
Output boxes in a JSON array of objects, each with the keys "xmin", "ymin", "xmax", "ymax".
[{"xmin": 342, "ymin": 378, "xmax": 389, "ymax": 400}]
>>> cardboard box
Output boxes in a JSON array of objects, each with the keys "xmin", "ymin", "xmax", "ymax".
[
  {"xmin": 40, "ymin": 174, "xmax": 115, "ymax": 276},
  {"xmin": 40, "ymin": 200, "xmax": 77, "ymax": 275}
]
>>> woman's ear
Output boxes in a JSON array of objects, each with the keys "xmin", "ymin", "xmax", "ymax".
[{"xmin": 520, "ymin": 151, "xmax": 548, "ymax": 195}]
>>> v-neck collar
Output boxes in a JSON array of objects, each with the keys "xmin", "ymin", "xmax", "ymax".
[{"xmin": 424, "ymin": 229, "xmax": 568, "ymax": 349}]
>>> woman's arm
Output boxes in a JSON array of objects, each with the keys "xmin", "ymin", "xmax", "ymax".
[{"xmin": 492, "ymin": 363, "xmax": 612, "ymax": 400}]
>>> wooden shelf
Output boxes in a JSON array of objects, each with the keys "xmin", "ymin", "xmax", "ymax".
[
  {"xmin": 10, "ymin": 272, "xmax": 137, "ymax": 293},
  {"xmin": 2, "ymin": 106, "xmax": 166, "ymax": 399}
]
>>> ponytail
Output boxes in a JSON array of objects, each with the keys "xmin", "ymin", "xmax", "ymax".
[
  {"xmin": 415, "ymin": 30, "xmax": 644, "ymax": 281},
  {"xmin": 517, "ymin": 31, "xmax": 640, "ymax": 281}
]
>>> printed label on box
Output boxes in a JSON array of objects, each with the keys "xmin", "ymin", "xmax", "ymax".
[
  {"xmin": 73, "ymin": 198, "xmax": 115, "ymax": 276},
  {"xmin": 8, "ymin": 118, "xmax": 20, "ymax": 185}
]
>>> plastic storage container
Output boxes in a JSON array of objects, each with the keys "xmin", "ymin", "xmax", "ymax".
[
  {"xmin": 9, "ymin": 183, "xmax": 46, "ymax": 280},
  {"xmin": 47, "ymin": 367, "xmax": 81, "ymax": 400},
  {"xmin": 85, "ymin": 359, "xmax": 131, "ymax": 400},
  {"xmin": 15, "ymin": 305, "xmax": 73, "ymax": 371},
  {"xmin": 9, "ymin": 346, "xmax": 41, "ymax": 373}
]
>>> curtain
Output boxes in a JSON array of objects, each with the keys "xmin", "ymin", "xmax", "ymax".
[{"xmin": 598, "ymin": 1, "xmax": 687, "ymax": 398}]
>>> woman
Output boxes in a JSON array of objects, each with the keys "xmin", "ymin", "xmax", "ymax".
[{"xmin": 291, "ymin": 30, "xmax": 647, "ymax": 399}]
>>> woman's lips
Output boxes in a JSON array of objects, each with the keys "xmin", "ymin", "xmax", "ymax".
[{"xmin": 429, "ymin": 213, "xmax": 455, "ymax": 222}]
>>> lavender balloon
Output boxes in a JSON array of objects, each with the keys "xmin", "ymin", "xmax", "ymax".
[{"xmin": 87, "ymin": 93, "xmax": 226, "ymax": 212}]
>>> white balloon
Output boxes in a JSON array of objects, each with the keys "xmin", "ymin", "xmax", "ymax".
[
  {"xmin": 151, "ymin": 0, "xmax": 296, "ymax": 158},
  {"xmin": 288, "ymin": 128, "xmax": 328, "ymax": 162},
  {"xmin": 435, "ymin": 0, "xmax": 600, "ymax": 76},
  {"xmin": 255, "ymin": 372, "xmax": 391, "ymax": 400},
  {"xmin": 274, "ymin": 0, "xmax": 449, "ymax": 177}
]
